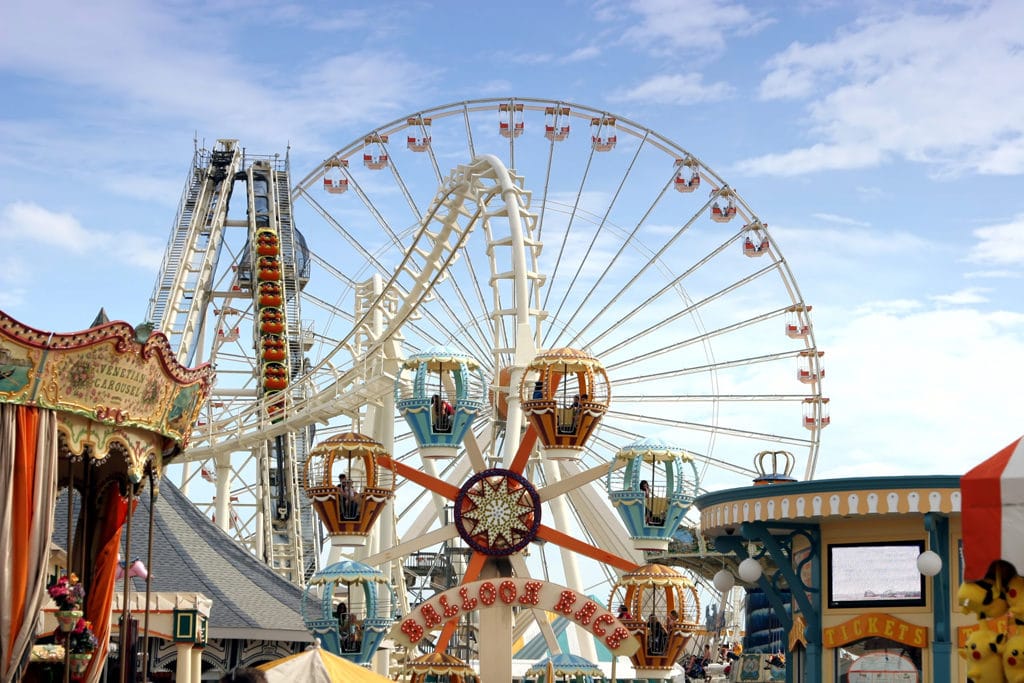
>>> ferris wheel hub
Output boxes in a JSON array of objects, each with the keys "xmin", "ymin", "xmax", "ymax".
[{"xmin": 454, "ymin": 468, "xmax": 542, "ymax": 556}]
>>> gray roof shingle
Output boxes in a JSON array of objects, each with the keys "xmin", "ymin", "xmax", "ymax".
[{"xmin": 55, "ymin": 478, "xmax": 313, "ymax": 643}]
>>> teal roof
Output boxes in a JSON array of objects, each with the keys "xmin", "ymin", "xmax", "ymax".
[
  {"xmin": 513, "ymin": 596, "xmax": 614, "ymax": 662},
  {"xmin": 308, "ymin": 559, "xmax": 387, "ymax": 585},
  {"xmin": 695, "ymin": 474, "xmax": 962, "ymax": 509},
  {"xmin": 526, "ymin": 653, "xmax": 604, "ymax": 676}
]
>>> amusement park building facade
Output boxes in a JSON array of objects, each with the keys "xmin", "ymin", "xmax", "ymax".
[{"xmin": 696, "ymin": 474, "xmax": 984, "ymax": 683}]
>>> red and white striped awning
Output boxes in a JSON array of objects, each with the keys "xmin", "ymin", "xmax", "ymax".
[{"xmin": 961, "ymin": 435, "xmax": 1024, "ymax": 581}]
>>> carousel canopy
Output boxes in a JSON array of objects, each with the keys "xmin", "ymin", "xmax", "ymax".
[
  {"xmin": 0, "ymin": 310, "xmax": 213, "ymax": 455},
  {"xmin": 526, "ymin": 653, "xmax": 604, "ymax": 677},
  {"xmin": 312, "ymin": 431, "xmax": 388, "ymax": 455},
  {"xmin": 529, "ymin": 347, "xmax": 603, "ymax": 372},
  {"xmin": 259, "ymin": 645, "xmax": 392, "ymax": 682},
  {"xmin": 617, "ymin": 563, "xmax": 695, "ymax": 588},
  {"xmin": 402, "ymin": 345, "xmax": 480, "ymax": 371},
  {"xmin": 309, "ymin": 559, "xmax": 388, "ymax": 585},
  {"xmin": 406, "ymin": 651, "xmax": 477, "ymax": 675},
  {"xmin": 961, "ymin": 435, "xmax": 1024, "ymax": 580},
  {"xmin": 615, "ymin": 436, "xmax": 692, "ymax": 462}
]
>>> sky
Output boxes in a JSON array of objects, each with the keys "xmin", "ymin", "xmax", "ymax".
[{"xmin": 1, "ymin": 0, "xmax": 1022, "ymax": 484}]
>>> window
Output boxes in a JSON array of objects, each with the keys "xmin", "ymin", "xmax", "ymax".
[
  {"xmin": 828, "ymin": 540, "xmax": 926, "ymax": 609},
  {"xmin": 837, "ymin": 636, "xmax": 921, "ymax": 682}
]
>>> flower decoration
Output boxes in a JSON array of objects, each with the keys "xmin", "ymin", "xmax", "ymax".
[
  {"xmin": 142, "ymin": 379, "xmax": 161, "ymax": 405},
  {"xmin": 56, "ymin": 618, "xmax": 98, "ymax": 654},
  {"xmin": 66, "ymin": 360, "xmax": 93, "ymax": 392},
  {"xmin": 48, "ymin": 573, "xmax": 85, "ymax": 611}
]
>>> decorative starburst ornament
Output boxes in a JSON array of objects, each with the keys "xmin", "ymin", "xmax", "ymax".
[{"xmin": 455, "ymin": 469, "xmax": 541, "ymax": 555}]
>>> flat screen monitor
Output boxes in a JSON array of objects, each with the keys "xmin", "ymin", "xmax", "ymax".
[{"xmin": 828, "ymin": 540, "xmax": 926, "ymax": 609}]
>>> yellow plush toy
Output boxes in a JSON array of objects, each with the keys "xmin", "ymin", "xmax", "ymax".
[
  {"xmin": 961, "ymin": 627, "xmax": 1007, "ymax": 683},
  {"xmin": 1003, "ymin": 633, "xmax": 1024, "ymax": 683},
  {"xmin": 1005, "ymin": 575, "xmax": 1024, "ymax": 625},
  {"xmin": 960, "ymin": 579, "xmax": 1010, "ymax": 620}
]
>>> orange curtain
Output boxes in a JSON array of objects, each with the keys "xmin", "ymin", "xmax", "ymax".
[
  {"xmin": 0, "ymin": 404, "xmax": 58, "ymax": 683},
  {"xmin": 83, "ymin": 481, "xmax": 130, "ymax": 683}
]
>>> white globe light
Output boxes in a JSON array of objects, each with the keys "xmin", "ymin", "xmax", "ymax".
[
  {"xmin": 738, "ymin": 558, "xmax": 763, "ymax": 583},
  {"xmin": 917, "ymin": 550, "xmax": 943, "ymax": 577},
  {"xmin": 713, "ymin": 569, "xmax": 735, "ymax": 592}
]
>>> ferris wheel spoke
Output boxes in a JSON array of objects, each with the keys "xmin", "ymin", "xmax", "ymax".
[
  {"xmin": 300, "ymin": 290, "xmax": 355, "ymax": 331},
  {"xmin": 537, "ymin": 133, "xmax": 601, "ymax": 315},
  {"xmin": 571, "ymin": 212, "xmax": 733, "ymax": 350},
  {"xmin": 307, "ymin": 251, "xmax": 359, "ymax": 289},
  {"xmin": 362, "ymin": 524, "xmax": 459, "ymax": 565},
  {"xmin": 546, "ymin": 135, "xmax": 680, "ymax": 349},
  {"xmin": 536, "ymin": 459, "xmax": 623, "ymax": 503},
  {"xmin": 508, "ymin": 554, "xmax": 561, "ymax": 652},
  {"xmin": 534, "ymin": 524, "xmax": 636, "ymax": 572},
  {"xmin": 445, "ymin": 250, "xmax": 496, "ymax": 357},
  {"xmin": 422, "ymin": 283, "xmax": 494, "ymax": 364},
  {"xmin": 589, "ymin": 424, "xmax": 759, "ymax": 478},
  {"xmin": 343, "ymin": 166, "xmax": 405, "ymax": 245},
  {"xmin": 540, "ymin": 136, "xmax": 651, "ymax": 327},
  {"xmin": 611, "ymin": 349, "xmax": 806, "ymax": 386},
  {"xmin": 605, "ymin": 408, "xmax": 813, "ymax": 449},
  {"xmin": 380, "ymin": 455, "xmax": 460, "ymax": 500},
  {"xmin": 594, "ymin": 260, "xmax": 784, "ymax": 359},
  {"xmin": 459, "ymin": 103, "xmax": 477, "ymax": 160},
  {"xmin": 604, "ymin": 306, "xmax": 792, "ymax": 371},
  {"xmin": 434, "ymin": 551, "xmax": 488, "ymax": 654},
  {"xmin": 533, "ymin": 125, "xmax": 558, "ymax": 244},
  {"xmin": 415, "ymin": 122, "xmax": 445, "ymax": 185},
  {"xmin": 387, "ymin": 151, "xmax": 426, "ymax": 223},
  {"xmin": 296, "ymin": 187, "xmax": 392, "ymax": 271}
]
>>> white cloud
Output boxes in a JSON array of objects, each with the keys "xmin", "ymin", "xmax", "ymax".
[
  {"xmin": 736, "ymin": 142, "xmax": 885, "ymax": 176},
  {"xmin": 965, "ymin": 269, "xmax": 1022, "ymax": 280},
  {"xmin": 849, "ymin": 299, "xmax": 922, "ymax": 316},
  {"xmin": 104, "ymin": 174, "xmax": 185, "ymax": 206},
  {"xmin": 768, "ymin": 223, "xmax": 932, "ymax": 257},
  {"xmin": 814, "ymin": 306, "xmax": 1024, "ymax": 479},
  {"xmin": 968, "ymin": 214, "xmax": 1024, "ymax": 265},
  {"xmin": 563, "ymin": 46, "xmax": 601, "ymax": 63},
  {"xmin": 745, "ymin": 2, "xmax": 1024, "ymax": 176},
  {"xmin": 0, "ymin": 256, "xmax": 29, "ymax": 308},
  {"xmin": 0, "ymin": 201, "xmax": 165, "ymax": 268},
  {"xmin": 610, "ymin": 73, "xmax": 733, "ymax": 105},
  {"xmin": 0, "ymin": 2, "xmax": 432, "ymax": 152},
  {"xmin": 0, "ymin": 202, "xmax": 94, "ymax": 253},
  {"xmin": 931, "ymin": 287, "xmax": 991, "ymax": 306},
  {"xmin": 854, "ymin": 185, "xmax": 888, "ymax": 202},
  {"xmin": 479, "ymin": 80, "xmax": 514, "ymax": 96},
  {"xmin": 613, "ymin": 0, "xmax": 766, "ymax": 55},
  {"xmin": 811, "ymin": 212, "xmax": 870, "ymax": 227},
  {"xmin": 0, "ymin": 288, "xmax": 27, "ymax": 309}
]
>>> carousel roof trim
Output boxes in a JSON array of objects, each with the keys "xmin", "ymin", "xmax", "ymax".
[
  {"xmin": 526, "ymin": 652, "xmax": 604, "ymax": 676},
  {"xmin": 0, "ymin": 309, "xmax": 214, "ymax": 451},
  {"xmin": 402, "ymin": 345, "xmax": 480, "ymax": 369},
  {"xmin": 694, "ymin": 474, "xmax": 962, "ymax": 509},
  {"xmin": 309, "ymin": 559, "xmax": 388, "ymax": 584}
]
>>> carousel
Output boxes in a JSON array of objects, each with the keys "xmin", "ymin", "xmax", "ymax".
[{"xmin": 0, "ymin": 310, "xmax": 213, "ymax": 683}]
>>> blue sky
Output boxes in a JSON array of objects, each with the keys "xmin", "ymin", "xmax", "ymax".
[{"xmin": 1, "ymin": 0, "xmax": 1022, "ymax": 482}]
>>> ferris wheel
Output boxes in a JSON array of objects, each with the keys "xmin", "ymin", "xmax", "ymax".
[{"xmin": 156, "ymin": 99, "xmax": 826, "ymax": 638}]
